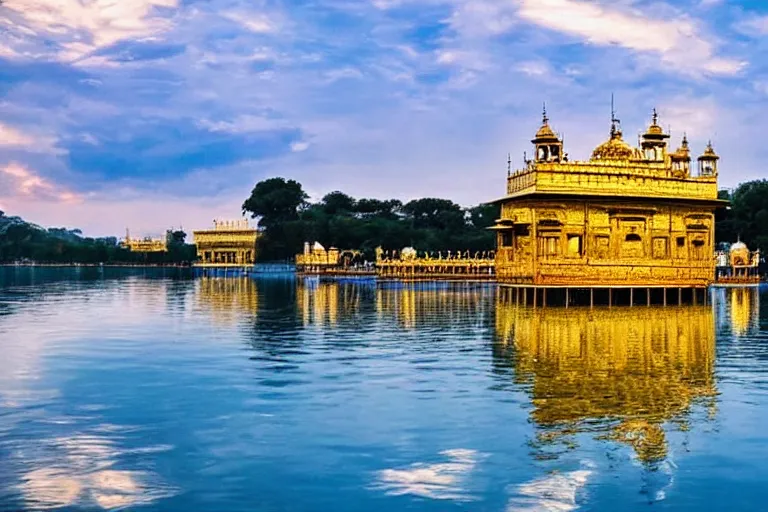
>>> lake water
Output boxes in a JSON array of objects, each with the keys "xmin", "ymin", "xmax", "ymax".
[{"xmin": 0, "ymin": 267, "xmax": 766, "ymax": 511}]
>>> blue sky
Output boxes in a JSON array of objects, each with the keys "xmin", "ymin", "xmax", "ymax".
[{"xmin": 0, "ymin": 0, "xmax": 766, "ymax": 236}]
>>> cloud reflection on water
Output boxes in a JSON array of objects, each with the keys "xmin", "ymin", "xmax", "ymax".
[
  {"xmin": 18, "ymin": 431, "xmax": 174, "ymax": 510},
  {"xmin": 373, "ymin": 448, "xmax": 482, "ymax": 501},
  {"xmin": 507, "ymin": 468, "xmax": 592, "ymax": 512}
]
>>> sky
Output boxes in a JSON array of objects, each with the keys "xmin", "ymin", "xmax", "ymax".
[{"xmin": 0, "ymin": 0, "xmax": 766, "ymax": 237}]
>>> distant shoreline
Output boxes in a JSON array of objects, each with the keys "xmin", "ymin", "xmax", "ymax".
[{"xmin": 0, "ymin": 263, "xmax": 193, "ymax": 268}]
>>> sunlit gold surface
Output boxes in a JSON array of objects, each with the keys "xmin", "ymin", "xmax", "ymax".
[
  {"xmin": 376, "ymin": 248, "xmax": 496, "ymax": 281},
  {"xmin": 494, "ymin": 290, "xmax": 716, "ymax": 464},
  {"xmin": 193, "ymin": 219, "xmax": 258, "ymax": 268},
  {"xmin": 195, "ymin": 277, "xmax": 258, "ymax": 324},
  {"xmin": 494, "ymin": 110, "xmax": 723, "ymax": 288}
]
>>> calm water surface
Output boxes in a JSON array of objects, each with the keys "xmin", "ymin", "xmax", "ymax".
[{"xmin": 0, "ymin": 267, "xmax": 767, "ymax": 511}]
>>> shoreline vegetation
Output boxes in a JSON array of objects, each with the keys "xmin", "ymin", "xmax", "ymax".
[{"xmin": 1, "ymin": 178, "xmax": 767, "ymax": 266}]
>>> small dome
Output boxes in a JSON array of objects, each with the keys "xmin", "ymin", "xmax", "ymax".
[
  {"xmin": 591, "ymin": 130, "xmax": 642, "ymax": 161},
  {"xmin": 730, "ymin": 241, "xmax": 748, "ymax": 252},
  {"xmin": 642, "ymin": 109, "xmax": 669, "ymax": 139},
  {"xmin": 699, "ymin": 140, "xmax": 719, "ymax": 160},
  {"xmin": 531, "ymin": 105, "xmax": 560, "ymax": 143},
  {"xmin": 535, "ymin": 123, "xmax": 557, "ymax": 139}
]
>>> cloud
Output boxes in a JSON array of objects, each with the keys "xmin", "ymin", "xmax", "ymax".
[
  {"xmin": 223, "ymin": 11, "xmax": 279, "ymax": 33},
  {"xmin": 734, "ymin": 15, "xmax": 768, "ymax": 36},
  {"xmin": 510, "ymin": 0, "xmax": 744, "ymax": 76},
  {"xmin": 0, "ymin": 162, "xmax": 82, "ymax": 203},
  {"xmin": 372, "ymin": 449, "xmax": 483, "ymax": 501},
  {"xmin": 290, "ymin": 141, "xmax": 310, "ymax": 152},
  {"xmin": 0, "ymin": 122, "xmax": 35, "ymax": 147},
  {"xmin": 1, "ymin": 0, "xmax": 180, "ymax": 63},
  {"xmin": 515, "ymin": 60, "xmax": 550, "ymax": 77},
  {"xmin": 656, "ymin": 97, "xmax": 719, "ymax": 140}
]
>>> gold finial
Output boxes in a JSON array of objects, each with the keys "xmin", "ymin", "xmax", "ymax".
[
  {"xmin": 610, "ymin": 93, "xmax": 621, "ymax": 138},
  {"xmin": 542, "ymin": 102, "xmax": 548, "ymax": 124},
  {"xmin": 682, "ymin": 133, "xmax": 689, "ymax": 148},
  {"xmin": 652, "ymin": 108, "xmax": 658, "ymax": 125},
  {"xmin": 507, "ymin": 153, "xmax": 512, "ymax": 174}
]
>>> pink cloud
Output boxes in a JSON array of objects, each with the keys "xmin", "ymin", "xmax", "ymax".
[{"xmin": 0, "ymin": 162, "xmax": 82, "ymax": 203}]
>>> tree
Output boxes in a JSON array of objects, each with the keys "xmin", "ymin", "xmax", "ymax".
[
  {"xmin": 321, "ymin": 191, "xmax": 356, "ymax": 215},
  {"xmin": 242, "ymin": 178, "xmax": 308, "ymax": 228},
  {"xmin": 716, "ymin": 180, "xmax": 768, "ymax": 253}
]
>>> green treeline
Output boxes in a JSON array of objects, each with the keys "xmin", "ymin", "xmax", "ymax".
[
  {"xmin": 0, "ymin": 210, "xmax": 195, "ymax": 264},
  {"xmin": 716, "ymin": 180, "xmax": 768, "ymax": 253},
  {"xmin": 241, "ymin": 178, "xmax": 499, "ymax": 261}
]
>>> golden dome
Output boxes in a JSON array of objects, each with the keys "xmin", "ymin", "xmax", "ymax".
[
  {"xmin": 591, "ymin": 128, "xmax": 642, "ymax": 161},
  {"xmin": 647, "ymin": 124, "xmax": 664, "ymax": 135},
  {"xmin": 700, "ymin": 140, "xmax": 719, "ymax": 160},
  {"xmin": 642, "ymin": 109, "xmax": 669, "ymax": 139},
  {"xmin": 535, "ymin": 123, "xmax": 557, "ymax": 139},
  {"xmin": 531, "ymin": 104, "xmax": 560, "ymax": 143},
  {"xmin": 670, "ymin": 134, "xmax": 691, "ymax": 160}
]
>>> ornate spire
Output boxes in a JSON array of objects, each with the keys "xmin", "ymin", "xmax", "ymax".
[
  {"xmin": 610, "ymin": 93, "xmax": 622, "ymax": 139},
  {"xmin": 652, "ymin": 108, "xmax": 658, "ymax": 125},
  {"xmin": 542, "ymin": 102, "xmax": 548, "ymax": 124}
]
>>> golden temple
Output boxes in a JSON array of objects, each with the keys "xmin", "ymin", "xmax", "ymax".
[
  {"xmin": 120, "ymin": 229, "xmax": 167, "ymax": 253},
  {"xmin": 491, "ymin": 104, "xmax": 725, "ymax": 303},
  {"xmin": 193, "ymin": 219, "xmax": 258, "ymax": 268},
  {"xmin": 494, "ymin": 287, "xmax": 717, "ymax": 465}
]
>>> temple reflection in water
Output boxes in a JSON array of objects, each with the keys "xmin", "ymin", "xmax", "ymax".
[
  {"xmin": 714, "ymin": 286, "xmax": 761, "ymax": 337},
  {"xmin": 375, "ymin": 283, "xmax": 494, "ymax": 330},
  {"xmin": 195, "ymin": 277, "xmax": 259, "ymax": 325},
  {"xmin": 494, "ymin": 287, "xmax": 717, "ymax": 465}
]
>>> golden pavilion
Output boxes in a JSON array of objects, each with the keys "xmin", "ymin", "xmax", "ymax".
[
  {"xmin": 193, "ymin": 219, "xmax": 258, "ymax": 267},
  {"xmin": 295, "ymin": 242, "xmax": 369, "ymax": 275},
  {"xmin": 715, "ymin": 240, "xmax": 761, "ymax": 285},
  {"xmin": 120, "ymin": 229, "xmax": 167, "ymax": 253},
  {"xmin": 491, "ymin": 105, "xmax": 725, "ymax": 305}
]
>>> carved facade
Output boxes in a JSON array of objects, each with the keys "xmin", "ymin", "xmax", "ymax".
[
  {"xmin": 492, "ymin": 106, "xmax": 724, "ymax": 288},
  {"xmin": 193, "ymin": 219, "xmax": 258, "ymax": 267}
]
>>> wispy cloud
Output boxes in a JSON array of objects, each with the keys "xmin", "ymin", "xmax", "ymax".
[
  {"xmin": 1, "ymin": 0, "xmax": 180, "ymax": 63},
  {"xmin": 514, "ymin": 0, "xmax": 744, "ymax": 76}
]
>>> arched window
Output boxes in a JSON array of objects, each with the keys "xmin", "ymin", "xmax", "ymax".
[
  {"xmin": 537, "ymin": 146, "xmax": 548, "ymax": 161},
  {"xmin": 625, "ymin": 233, "xmax": 642, "ymax": 242}
]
